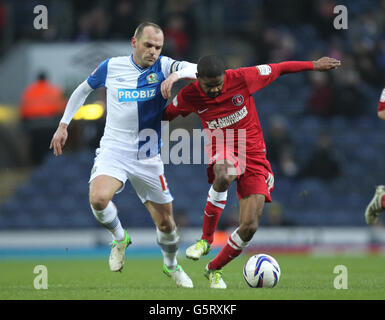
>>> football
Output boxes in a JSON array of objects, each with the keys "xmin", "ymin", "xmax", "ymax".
[{"xmin": 243, "ymin": 254, "xmax": 281, "ymax": 288}]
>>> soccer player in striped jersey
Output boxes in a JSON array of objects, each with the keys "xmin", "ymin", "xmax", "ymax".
[
  {"xmin": 365, "ymin": 87, "xmax": 385, "ymax": 225},
  {"xmin": 50, "ymin": 22, "xmax": 196, "ymax": 288},
  {"xmin": 163, "ymin": 55, "xmax": 340, "ymax": 288}
]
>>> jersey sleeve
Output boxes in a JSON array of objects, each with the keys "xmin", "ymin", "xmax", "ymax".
[
  {"xmin": 160, "ymin": 56, "xmax": 197, "ymax": 79},
  {"xmin": 60, "ymin": 80, "xmax": 93, "ymax": 125},
  {"xmin": 163, "ymin": 91, "xmax": 194, "ymax": 121},
  {"xmin": 240, "ymin": 61, "xmax": 314, "ymax": 94},
  {"xmin": 378, "ymin": 88, "xmax": 385, "ymax": 112},
  {"xmin": 239, "ymin": 65, "xmax": 282, "ymax": 94},
  {"xmin": 87, "ymin": 58, "xmax": 110, "ymax": 89}
]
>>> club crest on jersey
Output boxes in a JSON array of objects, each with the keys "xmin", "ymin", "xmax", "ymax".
[
  {"xmin": 232, "ymin": 94, "xmax": 244, "ymax": 107},
  {"xmin": 146, "ymin": 73, "xmax": 159, "ymax": 84}
]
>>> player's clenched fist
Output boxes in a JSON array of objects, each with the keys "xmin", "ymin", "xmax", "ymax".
[
  {"xmin": 161, "ymin": 72, "xmax": 179, "ymax": 99},
  {"xmin": 312, "ymin": 57, "xmax": 341, "ymax": 71},
  {"xmin": 49, "ymin": 123, "xmax": 68, "ymax": 156}
]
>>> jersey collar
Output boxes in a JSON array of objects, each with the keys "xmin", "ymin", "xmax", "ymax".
[{"xmin": 130, "ymin": 54, "xmax": 149, "ymax": 72}]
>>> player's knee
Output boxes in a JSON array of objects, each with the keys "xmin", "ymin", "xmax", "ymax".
[
  {"xmin": 156, "ymin": 217, "xmax": 175, "ymax": 234},
  {"xmin": 89, "ymin": 192, "xmax": 111, "ymax": 211},
  {"xmin": 157, "ymin": 222, "xmax": 174, "ymax": 234},
  {"xmin": 214, "ymin": 174, "xmax": 234, "ymax": 191}
]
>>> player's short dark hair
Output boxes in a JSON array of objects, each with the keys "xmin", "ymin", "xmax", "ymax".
[
  {"xmin": 197, "ymin": 55, "xmax": 225, "ymax": 78},
  {"xmin": 134, "ymin": 22, "xmax": 163, "ymax": 39}
]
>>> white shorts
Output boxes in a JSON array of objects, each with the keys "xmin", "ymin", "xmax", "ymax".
[{"xmin": 89, "ymin": 148, "xmax": 173, "ymax": 204}]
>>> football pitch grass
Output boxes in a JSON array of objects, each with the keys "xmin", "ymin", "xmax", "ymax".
[{"xmin": 1, "ymin": 253, "xmax": 384, "ymax": 300}]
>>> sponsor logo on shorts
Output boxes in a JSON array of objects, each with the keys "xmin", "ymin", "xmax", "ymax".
[{"xmin": 118, "ymin": 88, "xmax": 156, "ymax": 102}]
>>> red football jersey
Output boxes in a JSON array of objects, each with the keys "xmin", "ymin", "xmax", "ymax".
[
  {"xmin": 164, "ymin": 61, "xmax": 313, "ymax": 199},
  {"xmin": 165, "ymin": 64, "xmax": 290, "ymax": 158}
]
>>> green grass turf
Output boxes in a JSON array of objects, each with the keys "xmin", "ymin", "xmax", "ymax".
[{"xmin": 1, "ymin": 254, "xmax": 384, "ymax": 300}]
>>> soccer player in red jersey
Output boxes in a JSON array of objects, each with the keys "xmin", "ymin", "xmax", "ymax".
[
  {"xmin": 163, "ymin": 55, "xmax": 340, "ymax": 288},
  {"xmin": 365, "ymin": 87, "xmax": 385, "ymax": 225}
]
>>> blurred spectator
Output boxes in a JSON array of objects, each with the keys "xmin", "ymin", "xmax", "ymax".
[
  {"xmin": 174, "ymin": 207, "xmax": 190, "ymax": 228},
  {"xmin": 305, "ymin": 72, "xmax": 335, "ymax": 117},
  {"xmin": 264, "ymin": 201, "xmax": 293, "ymax": 226},
  {"xmin": 311, "ymin": 0, "xmax": 338, "ymax": 40},
  {"xmin": 19, "ymin": 72, "xmax": 66, "ymax": 166},
  {"xmin": 109, "ymin": 0, "xmax": 138, "ymax": 40},
  {"xmin": 74, "ymin": 6, "xmax": 109, "ymax": 42},
  {"xmin": 332, "ymin": 69, "xmax": 366, "ymax": 118},
  {"xmin": 159, "ymin": 0, "xmax": 197, "ymax": 60},
  {"xmin": 278, "ymin": 147, "xmax": 299, "ymax": 179},
  {"xmin": 218, "ymin": 207, "xmax": 239, "ymax": 231},
  {"xmin": 266, "ymin": 115, "xmax": 298, "ymax": 178},
  {"xmin": 376, "ymin": 36, "xmax": 385, "ymax": 72},
  {"xmin": 254, "ymin": 27, "xmax": 296, "ymax": 63},
  {"xmin": 298, "ymin": 131, "xmax": 341, "ymax": 181},
  {"xmin": 0, "ymin": 2, "xmax": 6, "ymax": 56},
  {"xmin": 163, "ymin": 13, "xmax": 190, "ymax": 59}
]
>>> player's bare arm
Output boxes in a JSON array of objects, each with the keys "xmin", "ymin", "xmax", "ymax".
[
  {"xmin": 378, "ymin": 110, "xmax": 385, "ymax": 120},
  {"xmin": 161, "ymin": 73, "xmax": 180, "ymax": 99},
  {"xmin": 49, "ymin": 122, "xmax": 68, "ymax": 156},
  {"xmin": 161, "ymin": 62, "xmax": 197, "ymax": 99},
  {"xmin": 312, "ymin": 56, "xmax": 341, "ymax": 71}
]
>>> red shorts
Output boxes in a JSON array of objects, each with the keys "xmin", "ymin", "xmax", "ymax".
[{"xmin": 207, "ymin": 151, "xmax": 274, "ymax": 202}]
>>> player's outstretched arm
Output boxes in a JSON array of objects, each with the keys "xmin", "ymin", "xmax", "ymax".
[
  {"xmin": 49, "ymin": 80, "xmax": 93, "ymax": 156},
  {"xmin": 312, "ymin": 57, "xmax": 341, "ymax": 71},
  {"xmin": 378, "ymin": 110, "xmax": 385, "ymax": 120}
]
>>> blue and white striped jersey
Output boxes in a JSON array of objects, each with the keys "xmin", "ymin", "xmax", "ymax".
[{"xmin": 87, "ymin": 54, "xmax": 194, "ymax": 158}]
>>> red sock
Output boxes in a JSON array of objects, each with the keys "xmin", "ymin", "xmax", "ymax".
[
  {"xmin": 382, "ymin": 195, "xmax": 385, "ymax": 209},
  {"xmin": 208, "ymin": 233, "xmax": 243, "ymax": 270},
  {"xmin": 201, "ymin": 188, "xmax": 227, "ymax": 244}
]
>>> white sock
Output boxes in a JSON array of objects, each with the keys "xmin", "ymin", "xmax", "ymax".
[
  {"xmin": 91, "ymin": 201, "xmax": 125, "ymax": 241},
  {"xmin": 209, "ymin": 185, "xmax": 228, "ymax": 201},
  {"xmin": 156, "ymin": 227, "xmax": 179, "ymax": 270},
  {"xmin": 231, "ymin": 228, "xmax": 250, "ymax": 248}
]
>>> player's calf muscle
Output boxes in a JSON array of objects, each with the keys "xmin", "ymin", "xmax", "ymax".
[
  {"xmin": 238, "ymin": 195, "xmax": 265, "ymax": 241},
  {"xmin": 238, "ymin": 222, "xmax": 258, "ymax": 242}
]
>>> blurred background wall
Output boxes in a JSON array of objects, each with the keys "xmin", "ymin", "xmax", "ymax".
[{"xmin": 0, "ymin": 0, "xmax": 384, "ymax": 251}]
